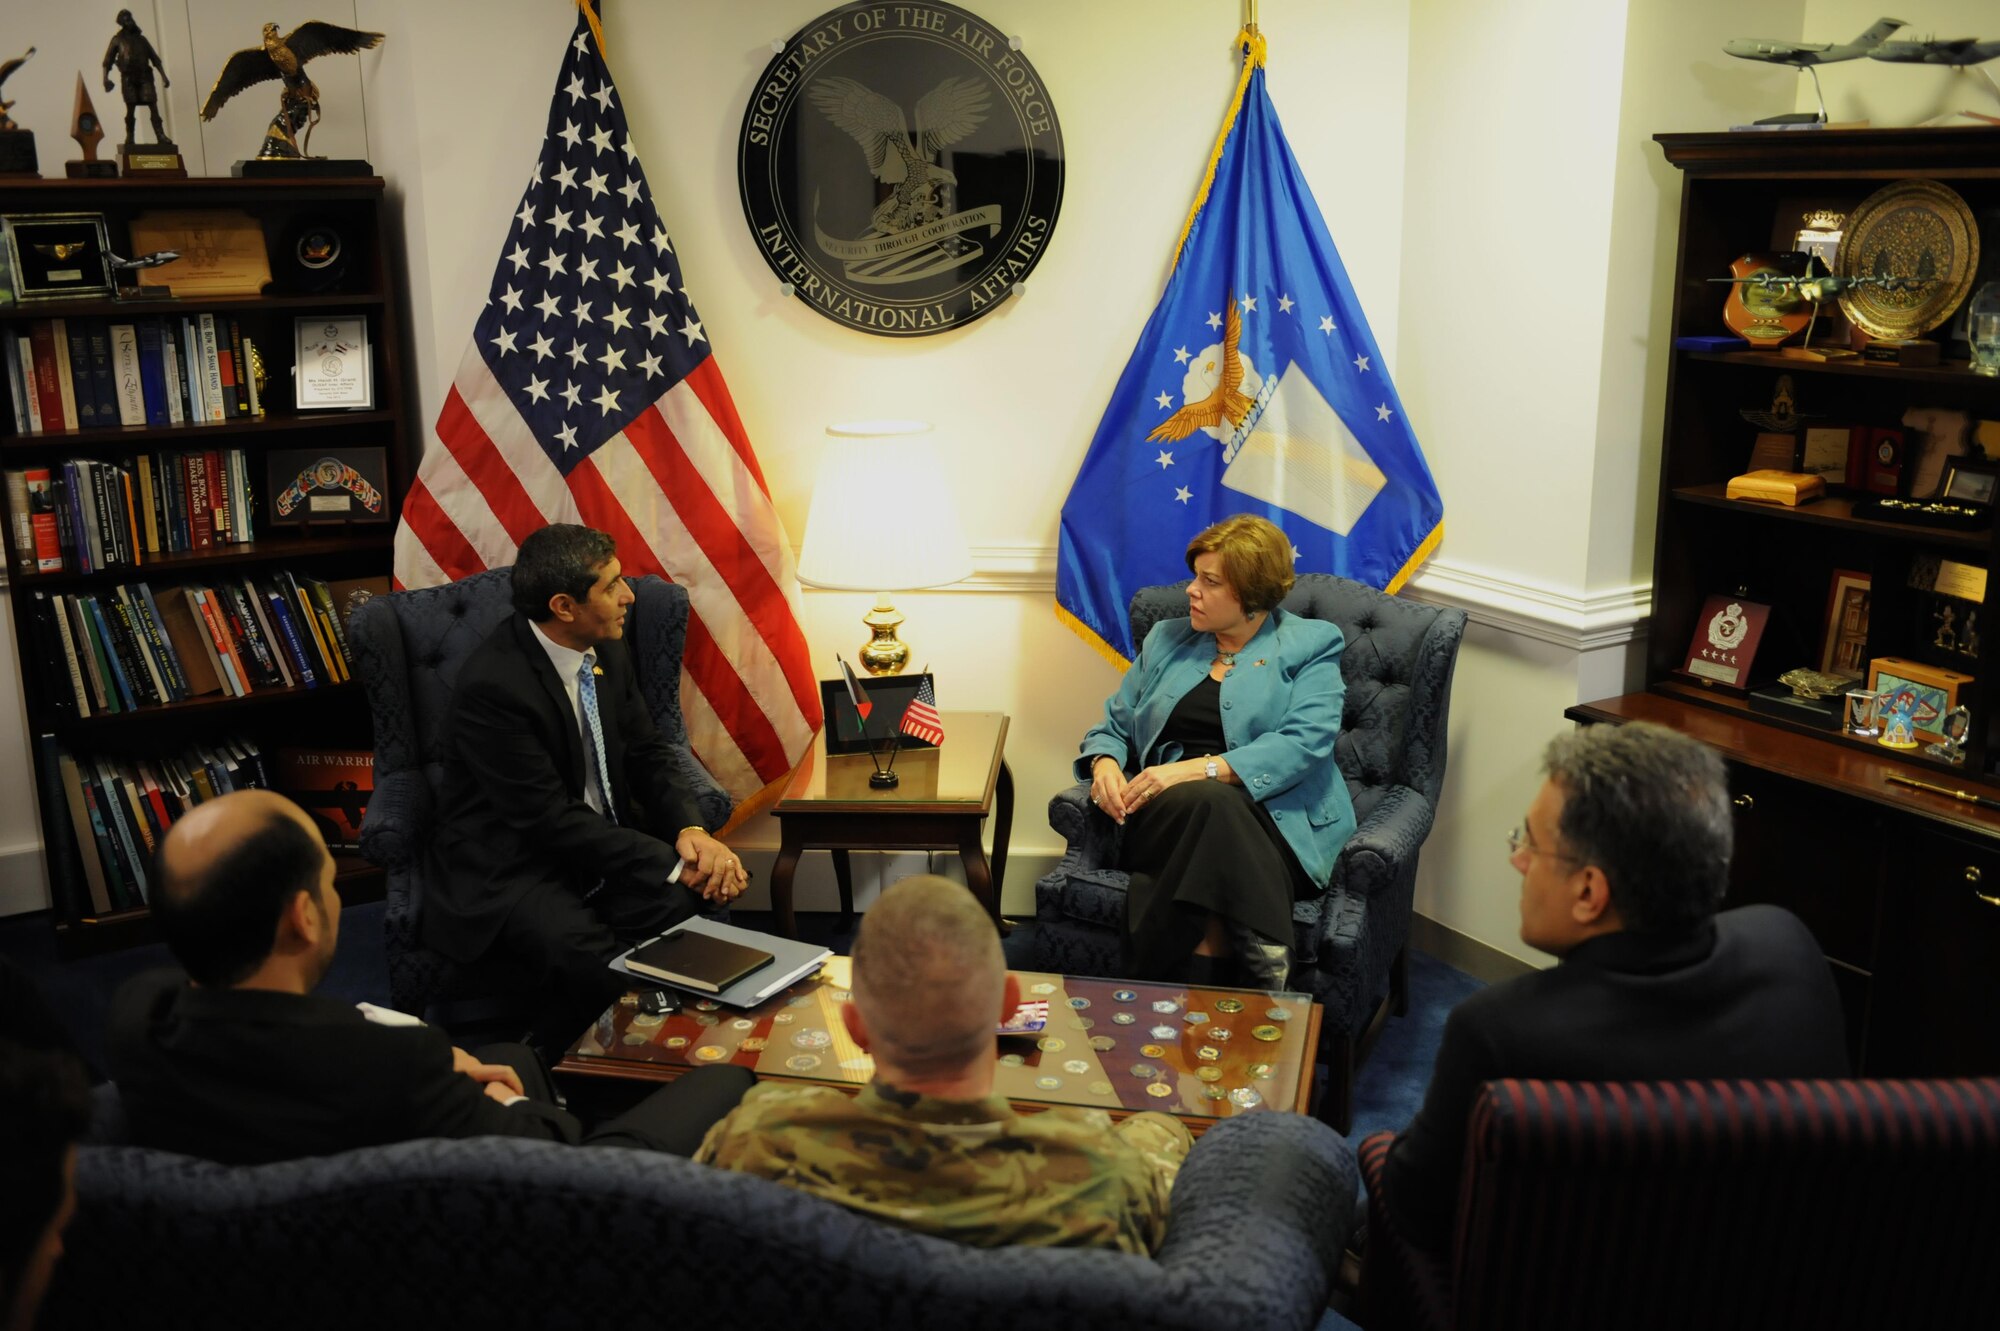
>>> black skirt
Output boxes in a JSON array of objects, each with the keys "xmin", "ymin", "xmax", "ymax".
[{"xmin": 1114, "ymin": 676, "xmax": 1313, "ymax": 978}]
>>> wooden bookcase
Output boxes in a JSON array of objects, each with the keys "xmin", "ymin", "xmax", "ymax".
[
  {"xmin": 0, "ymin": 177, "xmax": 411, "ymax": 954},
  {"xmin": 1572, "ymin": 128, "xmax": 2000, "ymax": 1075}
]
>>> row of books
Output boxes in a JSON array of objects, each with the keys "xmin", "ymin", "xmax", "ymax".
[
  {"xmin": 34, "ymin": 733, "xmax": 271, "ymax": 919},
  {"xmin": 24, "ymin": 571, "xmax": 379, "ymax": 720},
  {"xmin": 3, "ymin": 450, "xmax": 255, "ymax": 576},
  {"xmin": 3, "ymin": 315, "xmax": 265, "ymax": 435}
]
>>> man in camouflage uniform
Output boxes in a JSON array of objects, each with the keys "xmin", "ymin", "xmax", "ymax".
[{"xmin": 697, "ymin": 875, "xmax": 1192, "ymax": 1254}]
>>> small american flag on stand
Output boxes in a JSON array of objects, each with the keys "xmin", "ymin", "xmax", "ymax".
[{"xmin": 899, "ymin": 675, "xmax": 944, "ymax": 746}]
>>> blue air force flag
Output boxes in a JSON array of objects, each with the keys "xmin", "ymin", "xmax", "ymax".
[{"xmin": 1055, "ymin": 30, "xmax": 1444, "ymax": 665}]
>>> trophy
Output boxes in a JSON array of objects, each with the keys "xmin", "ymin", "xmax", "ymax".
[
  {"xmin": 103, "ymin": 9, "xmax": 186, "ymax": 176},
  {"xmin": 0, "ymin": 46, "xmax": 38, "ymax": 177},
  {"xmin": 66, "ymin": 73, "xmax": 116, "ymax": 177},
  {"xmin": 199, "ymin": 21, "xmax": 382, "ymax": 176}
]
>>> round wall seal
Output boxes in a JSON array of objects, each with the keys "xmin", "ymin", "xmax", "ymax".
[{"xmin": 739, "ymin": 1, "xmax": 1064, "ymax": 338}]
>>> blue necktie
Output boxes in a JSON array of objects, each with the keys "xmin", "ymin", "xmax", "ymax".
[{"xmin": 577, "ymin": 654, "xmax": 617, "ymax": 824}]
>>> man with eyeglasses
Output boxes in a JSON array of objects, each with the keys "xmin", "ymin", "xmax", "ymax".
[{"xmin": 1374, "ymin": 721, "xmax": 1848, "ymax": 1257}]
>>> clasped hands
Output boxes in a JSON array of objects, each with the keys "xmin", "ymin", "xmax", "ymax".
[
  {"xmin": 452, "ymin": 1046, "xmax": 527, "ymax": 1105},
  {"xmin": 1089, "ymin": 755, "xmax": 1213, "ymax": 825},
  {"xmin": 676, "ymin": 827, "xmax": 750, "ymax": 903}
]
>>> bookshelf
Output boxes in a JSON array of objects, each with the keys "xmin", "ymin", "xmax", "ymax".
[
  {"xmin": 1, "ymin": 176, "xmax": 411, "ymax": 954},
  {"xmin": 1571, "ymin": 128, "xmax": 2000, "ymax": 1075}
]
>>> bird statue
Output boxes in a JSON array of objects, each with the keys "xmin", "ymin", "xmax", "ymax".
[
  {"xmin": 200, "ymin": 21, "xmax": 383, "ymax": 160},
  {"xmin": 1149, "ymin": 298, "xmax": 1256, "ymax": 444},
  {"xmin": 808, "ymin": 76, "xmax": 990, "ymax": 235},
  {"xmin": 0, "ymin": 45, "xmax": 36, "ymax": 132}
]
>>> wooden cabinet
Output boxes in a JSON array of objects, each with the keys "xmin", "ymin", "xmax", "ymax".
[
  {"xmin": 1568, "ymin": 127, "xmax": 2000, "ymax": 1074},
  {"xmin": 0, "ymin": 177, "xmax": 412, "ymax": 953}
]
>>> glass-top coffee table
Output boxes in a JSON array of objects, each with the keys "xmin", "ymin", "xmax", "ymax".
[{"xmin": 559, "ymin": 957, "xmax": 1322, "ymax": 1134}]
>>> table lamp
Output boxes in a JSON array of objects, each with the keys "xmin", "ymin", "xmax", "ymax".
[{"xmin": 797, "ymin": 419, "xmax": 973, "ymax": 675}]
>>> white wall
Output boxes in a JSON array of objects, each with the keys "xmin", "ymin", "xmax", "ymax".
[{"xmin": 1800, "ymin": 2, "xmax": 2000, "ymax": 125}]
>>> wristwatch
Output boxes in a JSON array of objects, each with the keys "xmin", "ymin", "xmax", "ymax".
[{"xmin": 1204, "ymin": 758, "xmax": 1220, "ymax": 780}]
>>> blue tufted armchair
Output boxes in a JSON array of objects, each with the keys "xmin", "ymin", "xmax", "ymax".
[
  {"xmin": 351, "ymin": 567, "xmax": 731, "ymax": 1017},
  {"xmin": 1026, "ymin": 574, "xmax": 1466, "ymax": 1133}
]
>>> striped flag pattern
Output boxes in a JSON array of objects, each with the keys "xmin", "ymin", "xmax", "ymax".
[
  {"xmin": 899, "ymin": 675, "xmax": 944, "ymax": 746},
  {"xmin": 392, "ymin": 10, "xmax": 820, "ymax": 798}
]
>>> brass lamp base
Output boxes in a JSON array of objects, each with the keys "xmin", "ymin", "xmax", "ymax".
[{"xmin": 859, "ymin": 596, "xmax": 909, "ymax": 675}]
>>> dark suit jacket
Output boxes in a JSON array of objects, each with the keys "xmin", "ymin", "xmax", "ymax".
[
  {"xmin": 105, "ymin": 970, "xmax": 580, "ymax": 1165},
  {"xmin": 1380, "ymin": 904, "xmax": 1850, "ymax": 1253},
  {"xmin": 427, "ymin": 613, "xmax": 699, "ymax": 963}
]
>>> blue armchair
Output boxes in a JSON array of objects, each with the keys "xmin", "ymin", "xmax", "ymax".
[
  {"xmin": 1025, "ymin": 574, "xmax": 1466, "ymax": 1133},
  {"xmin": 350, "ymin": 567, "xmax": 731, "ymax": 1017},
  {"xmin": 49, "ymin": 1089, "xmax": 1359, "ymax": 1331}
]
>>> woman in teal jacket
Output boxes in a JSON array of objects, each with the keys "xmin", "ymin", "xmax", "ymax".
[{"xmin": 1076, "ymin": 515, "xmax": 1355, "ymax": 988}]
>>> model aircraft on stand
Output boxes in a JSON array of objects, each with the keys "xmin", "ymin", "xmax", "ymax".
[{"xmin": 1725, "ymin": 17, "xmax": 1906, "ymax": 123}]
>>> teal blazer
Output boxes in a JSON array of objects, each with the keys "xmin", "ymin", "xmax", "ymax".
[{"xmin": 1075, "ymin": 608, "xmax": 1356, "ymax": 889}]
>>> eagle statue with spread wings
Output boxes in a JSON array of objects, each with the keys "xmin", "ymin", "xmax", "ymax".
[
  {"xmin": 200, "ymin": 21, "xmax": 383, "ymax": 161},
  {"xmin": 807, "ymin": 75, "xmax": 990, "ymax": 235}
]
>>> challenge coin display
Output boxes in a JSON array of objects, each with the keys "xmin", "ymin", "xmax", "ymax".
[
  {"xmin": 2, "ymin": 214, "xmax": 114, "ymax": 300},
  {"xmin": 738, "ymin": 1, "xmax": 1063, "ymax": 337}
]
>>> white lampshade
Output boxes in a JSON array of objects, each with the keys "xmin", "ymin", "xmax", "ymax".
[{"xmin": 796, "ymin": 420, "xmax": 975, "ymax": 591}]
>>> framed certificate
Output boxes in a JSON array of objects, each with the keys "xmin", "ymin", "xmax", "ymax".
[{"xmin": 293, "ymin": 315, "xmax": 374, "ymax": 410}]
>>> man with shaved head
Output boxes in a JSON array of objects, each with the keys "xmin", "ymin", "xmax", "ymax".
[
  {"xmin": 697, "ymin": 876, "xmax": 1193, "ymax": 1253},
  {"xmin": 106, "ymin": 790, "xmax": 750, "ymax": 1164}
]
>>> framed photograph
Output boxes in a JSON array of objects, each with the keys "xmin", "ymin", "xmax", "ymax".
[
  {"xmin": 125, "ymin": 210, "xmax": 272, "ymax": 297},
  {"xmin": 1819, "ymin": 570, "xmax": 1872, "ymax": 679},
  {"xmin": 266, "ymin": 448, "xmax": 390, "ymax": 525},
  {"xmin": 819, "ymin": 673, "xmax": 939, "ymax": 753},
  {"xmin": 1866, "ymin": 655, "xmax": 1974, "ymax": 743},
  {"xmin": 1, "ymin": 213, "xmax": 114, "ymax": 301},
  {"xmin": 292, "ymin": 316, "xmax": 374, "ymax": 410},
  {"xmin": 1941, "ymin": 455, "xmax": 2000, "ymax": 508}
]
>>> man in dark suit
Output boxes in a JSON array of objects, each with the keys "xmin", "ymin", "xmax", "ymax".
[
  {"xmin": 106, "ymin": 789, "xmax": 750, "ymax": 1165},
  {"xmin": 429, "ymin": 524, "xmax": 751, "ymax": 1052},
  {"xmin": 1377, "ymin": 721, "xmax": 1849, "ymax": 1257}
]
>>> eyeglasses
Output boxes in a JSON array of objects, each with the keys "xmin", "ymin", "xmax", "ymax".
[{"xmin": 1506, "ymin": 825, "xmax": 1582, "ymax": 866}]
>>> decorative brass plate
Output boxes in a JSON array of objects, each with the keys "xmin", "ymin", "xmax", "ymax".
[{"xmin": 1835, "ymin": 179, "xmax": 1979, "ymax": 340}]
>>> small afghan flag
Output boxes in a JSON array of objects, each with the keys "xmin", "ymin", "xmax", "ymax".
[
  {"xmin": 837, "ymin": 654, "xmax": 872, "ymax": 722},
  {"xmin": 899, "ymin": 675, "xmax": 944, "ymax": 746}
]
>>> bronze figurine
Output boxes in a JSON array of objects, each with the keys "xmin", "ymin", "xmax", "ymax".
[
  {"xmin": 102, "ymin": 10, "xmax": 171, "ymax": 147},
  {"xmin": 0, "ymin": 45, "xmax": 36, "ymax": 176},
  {"xmin": 200, "ymin": 21, "xmax": 383, "ymax": 161}
]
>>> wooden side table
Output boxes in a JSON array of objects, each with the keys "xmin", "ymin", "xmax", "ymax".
[{"xmin": 769, "ymin": 710, "xmax": 1013, "ymax": 938}]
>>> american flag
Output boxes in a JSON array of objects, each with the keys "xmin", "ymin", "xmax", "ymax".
[
  {"xmin": 393, "ymin": 9, "xmax": 821, "ymax": 798},
  {"xmin": 899, "ymin": 675, "xmax": 944, "ymax": 746}
]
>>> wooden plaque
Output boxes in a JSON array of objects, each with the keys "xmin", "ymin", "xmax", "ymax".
[{"xmin": 127, "ymin": 210, "xmax": 272, "ymax": 297}]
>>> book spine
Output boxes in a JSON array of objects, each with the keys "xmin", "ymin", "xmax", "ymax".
[
  {"xmin": 112, "ymin": 586, "xmax": 171, "ymax": 705},
  {"xmin": 217, "ymin": 580, "xmax": 277, "ymax": 686},
  {"xmin": 25, "ymin": 592, "xmax": 79, "ymax": 721},
  {"xmin": 243, "ymin": 336, "xmax": 263, "ymax": 417},
  {"xmin": 76, "ymin": 462, "xmax": 105, "ymax": 572},
  {"xmin": 307, "ymin": 576, "xmax": 354, "ymax": 673},
  {"xmin": 135, "ymin": 583, "xmax": 189, "ymax": 700},
  {"xmin": 33, "ymin": 736, "xmax": 89, "ymax": 922},
  {"xmin": 230, "ymin": 448, "xmax": 252, "ymax": 543},
  {"xmin": 28, "ymin": 322, "xmax": 64, "ymax": 431},
  {"xmin": 84, "ymin": 320, "xmax": 118, "ymax": 427},
  {"xmin": 55, "ymin": 750, "xmax": 114, "ymax": 915},
  {"xmin": 234, "ymin": 734, "xmax": 270, "ymax": 789},
  {"xmin": 59, "ymin": 320, "xmax": 92, "ymax": 429},
  {"xmin": 86, "ymin": 595, "xmax": 142, "ymax": 709},
  {"xmin": 287, "ymin": 572, "xmax": 339, "ymax": 680},
  {"xmin": 161, "ymin": 451, "xmax": 186, "ymax": 552},
  {"xmin": 135, "ymin": 321, "xmax": 169, "ymax": 427},
  {"xmin": 2, "ymin": 331, "xmax": 26, "ymax": 432},
  {"xmin": 23, "ymin": 467, "xmax": 62, "ymax": 572},
  {"xmin": 119, "ymin": 466, "xmax": 139, "ymax": 567},
  {"xmin": 227, "ymin": 320, "xmax": 250, "ymax": 416},
  {"xmin": 197, "ymin": 315, "xmax": 226, "ymax": 422},
  {"xmin": 264, "ymin": 587, "xmax": 319, "ymax": 688},
  {"xmin": 159, "ymin": 329, "xmax": 185, "ymax": 425},
  {"xmin": 135, "ymin": 455, "xmax": 158, "ymax": 556},
  {"xmin": 240, "ymin": 575, "xmax": 292, "ymax": 687},
  {"xmin": 217, "ymin": 345, "xmax": 239, "ymax": 418},
  {"xmin": 63, "ymin": 595, "xmax": 109, "ymax": 712},
  {"xmin": 183, "ymin": 453, "xmax": 213, "ymax": 549},
  {"xmin": 13, "ymin": 333, "xmax": 41, "ymax": 433},
  {"xmin": 191, "ymin": 587, "xmax": 248, "ymax": 696},
  {"xmin": 203, "ymin": 450, "xmax": 228, "ymax": 543},
  {"xmin": 3, "ymin": 469, "xmax": 30, "ymax": 574},
  {"xmin": 91, "ymin": 757, "xmax": 149, "ymax": 904},
  {"xmin": 108, "ymin": 324, "xmax": 144, "ymax": 426}
]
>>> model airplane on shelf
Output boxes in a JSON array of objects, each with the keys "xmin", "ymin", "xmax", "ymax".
[
  {"xmin": 1707, "ymin": 270, "xmax": 1927, "ymax": 302},
  {"xmin": 1868, "ymin": 37, "xmax": 2000, "ymax": 65},
  {"xmin": 1725, "ymin": 16, "xmax": 1906, "ymax": 123}
]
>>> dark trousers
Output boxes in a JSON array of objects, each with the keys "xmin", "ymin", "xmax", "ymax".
[
  {"xmin": 502, "ymin": 877, "xmax": 704, "ymax": 1059},
  {"xmin": 478, "ymin": 1041, "xmax": 753, "ymax": 1156}
]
